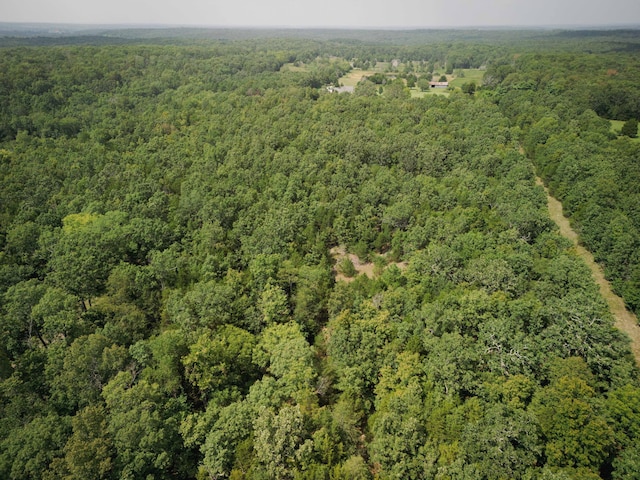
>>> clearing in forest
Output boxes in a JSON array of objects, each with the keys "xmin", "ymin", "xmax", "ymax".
[
  {"xmin": 330, "ymin": 246, "xmax": 375, "ymax": 282},
  {"xmin": 338, "ymin": 69, "xmax": 380, "ymax": 87},
  {"xmin": 537, "ymin": 177, "xmax": 640, "ymax": 364},
  {"xmin": 410, "ymin": 88, "xmax": 450, "ymax": 98},
  {"xmin": 448, "ymin": 68, "xmax": 485, "ymax": 88},
  {"xmin": 279, "ymin": 63, "xmax": 311, "ymax": 72},
  {"xmin": 609, "ymin": 119, "xmax": 640, "ymax": 142},
  {"xmin": 330, "ymin": 246, "xmax": 406, "ymax": 283}
]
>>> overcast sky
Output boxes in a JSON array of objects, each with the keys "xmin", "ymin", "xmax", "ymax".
[{"xmin": 3, "ymin": 0, "xmax": 640, "ymax": 28}]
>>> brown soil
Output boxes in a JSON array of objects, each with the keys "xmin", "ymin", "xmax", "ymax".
[
  {"xmin": 330, "ymin": 246, "xmax": 406, "ymax": 283},
  {"xmin": 536, "ymin": 177, "xmax": 640, "ymax": 365}
]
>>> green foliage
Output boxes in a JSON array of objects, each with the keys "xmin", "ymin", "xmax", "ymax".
[
  {"xmin": 384, "ymin": 79, "xmax": 411, "ymax": 99},
  {"xmin": 461, "ymin": 82, "xmax": 476, "ymax": 95},
  {"xmin": 0, "ymin": 34, "xmax": 639, "ymax": 480},
  {"xmin": 254, "ymin": 322, "xmax": 317, "ymax": 404},
  {"xmin": 337, "ymin": 257, "xmax": 357, "ymax": 278},
  {"xmin": 493, "ymin": 52, "xmax": 640, "ymax": 315},
  {"xmin": 367, "ymin": 72, "xmax": 387, "ymax": 84},
  {"xmin": 183, "ymin": 325, "xmax": 258, "ymax": 400},
  {"xmin": 102, "ymin": 371, "xmax": 192, "ymax": 479},
  {"xmin": 200, "ymin": 400, "xmax": 255, "ymax": 478},
  {"xmin": 531, "ymin": 372, "xmax": 615, "ymax": 469},
  {"xmin": 621, "ymin": 117, "xmax": 638, "ymax": 137},
  {"xmin": 49, "ymin": 333, "xmax": 129, "ymax": 412},
  {"xmin": 0, "ymin": 413, "xmax": 71, "ymax": 480},
  {"xmin": 48, "ymin": 211, "xmax": 130, "ymax": 301},
  {"xmin": 327, "ymin": 308, "xmax": 395, "ymax": 411},
  {"xmin": 333, "ymin": 455, "xmax": 371, "ymax": 479},
  {"xmin": 369, "ymin": 352, "xmax": 427, "ymax": 478},
  {"xmin": 253, "ymin": 404, "xmax": 313, "ymax": 478},
  {"xmin": 258, "ymin": 280, "xmax": 290, "ymax": 326},
  {"xmin": 612, "ymin": 444, "xmax": 640, "ymax": 480},
  {"xmin": 1, "ymin": 279, "xmax": 48, "ymax": 354},
  {"xmin": 417, "ymin": 77, "xmax": 432, "ymax": 91},
  {"xmin": 458, "ymin": 403, "xmax": 541, "ymax": 478},
  {"xmin": 63, "ymin": 405, "xmax": 114, "ymax": 480}
]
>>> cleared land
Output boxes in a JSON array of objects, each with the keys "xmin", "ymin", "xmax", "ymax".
[
  {"xmin": 330, "ymin": 246, "xmax": 376, "ymax": 282},
  {"xmin": 411, "ymin": 88, "xmax": 450, "ymax": 98},
  {"xmin": 279, "ymin": 62, "xmax": 311, "ymax": 72},
  {"xmin": 537, "ymin": 177, "xmax": 640, "ymax": 364},
  {"xmin": 449, "ymin": 68, "xmax": 485, "ymax": 88},
  {"xmin": 330, "ymin": 246, "xmax": 406, "ymax": 283},
  {"xmin": 610, "ymin": 119, "xmax": 640, "ymax": 141},
  {"xmin": 339, "ymin": 69, "xmax": 379, "ymax": 87},
  {"xmin": 340, "ymin": 67, "xmax": 483, "ymax": 98},
  {"xmin": 413, "ymin": 68, "xmax": 484, "ymax": 97}
]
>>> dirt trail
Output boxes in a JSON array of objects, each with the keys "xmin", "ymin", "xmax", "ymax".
[{"xmin": 536, "ymin": 177, "xmax": 640, "ymax": 364}]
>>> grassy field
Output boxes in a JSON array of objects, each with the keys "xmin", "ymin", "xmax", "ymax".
[
  {"xmin": 280, "ymin": 63, "xmax": 311, "ymax": 72},
  {"xmin": 339, "ymin": 69, "xmax": 379, "ymax": 87},
  {"xmin": 338, "ymin": 61, "xmax": 393, "ymax": 87},
  {"xmin": 339, "ymin": 67, "xmax": 484, "ymax": 96},
  {"xmin": 610, "ymin": 119, "xmax": 640, "ymax": 141},
  {"xmin": 610, "ymin": 119, "xmax": 625, "ymax": 132},
  {"xmin": 410, "ymin": 88, "xmax": 450, "ymax": 98},
  {"xmin": 449, "ymin": 68, "xmax": 485, "ymax": 88}
]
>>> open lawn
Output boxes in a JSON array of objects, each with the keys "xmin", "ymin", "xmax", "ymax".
[
  {"xmin": 338, "ymin": 62, "xmax": 393, "ymax": 87},
  {"xmin": 339, "ymin": 67, "xmax": 483, "ymax": 95},
  {"xmin": 411, "ymin": 88, "xmax": 450, "ymax": 98},
  {"xmin": 610, "ymin": 119, "xmax": 640, "ymax": 141},
  {"xmin": 449, "ymin": 68, "xmax": 485, "ymax": 88},
  {"xmin": 610, "ymin": 119, "xmax": 625, "ymax": 132},
  {"xmin": 339, "ymin": 69, "xmax": 379, "ymax": 87}
]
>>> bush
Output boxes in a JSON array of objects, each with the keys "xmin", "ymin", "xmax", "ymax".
[
  {"xmin": 621, "ymin": 118, "xmax": 638, "ymax": 138},
  {"xmin": 338, "ymin": 257, "xmax": 357, "ymax": 278}
]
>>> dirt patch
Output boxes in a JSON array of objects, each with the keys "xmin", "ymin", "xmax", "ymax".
[
  {"xmin": 330, "ymin": 246, "xmax": 375, "ymax": 282},
  {"xmin": 537, "ymin": 177, "xmax": 640, "ymax": 365},
  {"xmin": 330, "ymin": 246, "xmax": 406, "ymax": 283}
]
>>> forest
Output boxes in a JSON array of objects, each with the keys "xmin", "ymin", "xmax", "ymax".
[{"xmin": 1, "ymin": 28, "xmax": 640, "ymax": 480}]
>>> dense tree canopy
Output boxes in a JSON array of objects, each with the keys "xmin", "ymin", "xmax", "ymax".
[
  {"xmin": 1, "ymin": 30, "xmax": 640, "ymax": 479},
  {"xmin": 486, "ymin": 49, "xmax": 640, "ymax": 315}
]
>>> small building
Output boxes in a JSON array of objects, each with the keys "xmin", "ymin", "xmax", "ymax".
[{"xmin": 429, "ymin": 81, "xmax": 449, "ymax": 89}]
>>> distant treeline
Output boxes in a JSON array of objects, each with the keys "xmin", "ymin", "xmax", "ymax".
[{"xmin": 0, "ymin": 34, "xmax": 639, "ymax": 480}]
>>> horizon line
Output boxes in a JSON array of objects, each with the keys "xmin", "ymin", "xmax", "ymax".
[{"xmin": 2, "ymin": 21, "xmax": 640, "ymax": 31}]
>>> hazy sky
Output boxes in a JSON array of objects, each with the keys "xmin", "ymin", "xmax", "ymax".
[{"xmin": 3, "ymin": 0, "xmax": 640, "ymax": 27}]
